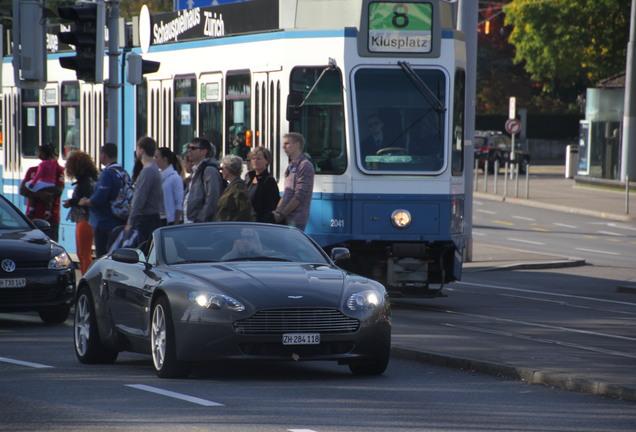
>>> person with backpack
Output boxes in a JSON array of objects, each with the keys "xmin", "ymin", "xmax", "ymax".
[
  {"xmin": 79, "ymin": 143, "xmax": 127, "ymax": 258},
  {"xmin": 185, "ymin": 137, "xmax": 224, "ymax": 223},
  {"xmin": 125, "ymin": 137, "xmax": 164, "ymax": 247}
]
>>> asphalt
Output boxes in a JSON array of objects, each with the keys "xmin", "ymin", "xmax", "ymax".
[{"xmin": 391, "ymin": 165, "xmax": 636, "ymax": 402}]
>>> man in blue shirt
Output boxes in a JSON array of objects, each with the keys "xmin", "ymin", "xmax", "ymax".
[{"xmin": 79, "ymin": 143, "xmax": 126, "ymax": 257}]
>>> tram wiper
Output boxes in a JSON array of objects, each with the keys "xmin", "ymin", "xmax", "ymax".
[
  {"xmin": 288, "ymin": 58, "xmax": 338, "ymax": 114},
  {"xmin": 398, "ymin": 61, "xmax": 446, "ymax": 114}
]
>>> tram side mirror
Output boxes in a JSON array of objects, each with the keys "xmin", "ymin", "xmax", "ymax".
[{"xmin": 286, "ymin": 93, "xmax": 303, "ymax": 121}]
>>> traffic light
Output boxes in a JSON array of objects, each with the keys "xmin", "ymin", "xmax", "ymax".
[
  {"xmin": 12, "ymin": 0, "xmax": 48, "ymax": 89},
  {"xmin": 58, "ymin": 1, "xmax": 105, "ymax": 84},
  {"xmin": 126, "ymin": 52, "xmax": 160, "ymax": 85}
]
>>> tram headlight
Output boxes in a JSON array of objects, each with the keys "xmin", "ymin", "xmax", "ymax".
[{"xmin": 391, "ymin": 209, "xmax": 411, "ymax": 229}]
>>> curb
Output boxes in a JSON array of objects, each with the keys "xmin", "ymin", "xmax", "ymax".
[
  {"xmin": 390, "ymin": 347, "xmax": 636, "ymax": 402},
  {"xmin": 474, "ymin": 192, "xmax": 635, "ymax": 222}
]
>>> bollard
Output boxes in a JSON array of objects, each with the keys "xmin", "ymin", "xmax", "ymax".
[
  {"xmin": 627, "ymin": 175, "xmax": 630, "ymax": 215},
  {"xmin": 493, "ymin": 160, "xmax": 499, "ymax": 194},
  {"xmin": 503, "ymin": 162, "xmax": 509, "ymax": 196},
  {"xmin": 514, "ymin": 163, "xmax": 520, "ymax": 198},
  {"xmin": 483, "ymin": 160, "xmax": 489, "ymax": 192},
  {"xmin": 474, "ymin": 159, "xmax": 479, "ymax": 192},
  {"xmin": 524, "ymin": 164, "xmax": 530, "ymax": 198}
]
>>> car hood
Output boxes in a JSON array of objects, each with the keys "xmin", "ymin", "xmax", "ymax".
[
  {"xmin": 178, "ymin": 262, "xmax": 348, "ymax": 307},
  {"xmin": 0, "ymin": 229, "xmax": 54, "ymax": 261}
]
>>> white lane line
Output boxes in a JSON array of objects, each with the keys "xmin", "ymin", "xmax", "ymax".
[
  {"xmin": 507, "ymin": 237, "xmax": 545, "ymax": 245},
  {"xmin": 512, "ymin": 216, "xmax": 535, "ymax": 221},
  {"xmin": 476, "ymin": 209, "xmax": 497, "ymax": 214},
  {"xmin": 0, "ymin": 356, "xmax": 54, "ymax": 369},
  {"xmin": 607, "ymin": 222, "xmax": 636, "ymax": 232},
  {"xmin": 597, "ymin": 230, "xmax": 623, "ymax": 237},
  {"xmin": 575, "ymin": 247, "xmax": 620, "ymax": 256},
  {"xmin": 125, "ymin": 384, "xmax": 224, "ymax": 406},
  {"xmin": 288, "ymin": 430, "xmax": 319, "ymax": 432},
  {"xmin": 553, "ymin": 222, "xmax": 578, "ymax": 229}
]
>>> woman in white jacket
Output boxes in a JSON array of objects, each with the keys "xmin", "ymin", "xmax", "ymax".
[{"xmin": 155, "ymin": 147, "xmax": 185, "ymax": 225}]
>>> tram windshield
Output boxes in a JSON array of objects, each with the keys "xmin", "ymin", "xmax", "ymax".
[{"xmin": 354, "ymin": 67, "xmax": 446, "ymax": 173}]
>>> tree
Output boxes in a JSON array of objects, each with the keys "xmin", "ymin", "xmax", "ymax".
[{"xmin": 504, "ymin": 0, "xmax": 630, "ymax": 91}]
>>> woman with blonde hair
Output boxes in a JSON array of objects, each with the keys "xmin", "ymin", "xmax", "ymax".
[{"xmin": 63, "ymin": 150, "xmax": 99, "ymax": 273}]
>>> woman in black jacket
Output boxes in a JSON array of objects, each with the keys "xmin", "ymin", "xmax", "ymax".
[{"xmin": 245, "ymin": 146, "xmax": 280, "ymax": 222}]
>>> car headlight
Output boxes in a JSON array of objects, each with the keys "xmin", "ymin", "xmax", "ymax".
[
  {"xmin": 391, "ymin": 209, "xmax": 411, "ymax": 229},
  {"xmin": 347, "ymin": 290, "xmax": 383, "ymax": 310},
  {"xmin": 188, "ymin": 291, "xmax": 245, "ymax": 311},
  {"xmin": 48, "ymin": 251, "xmax": 72, "ymax": 270}
]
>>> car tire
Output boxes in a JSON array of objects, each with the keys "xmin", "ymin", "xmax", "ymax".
[
  {"xmin": 39, "ymin": 306, "xmax": 71, "ymax": 324},
  {"xmin": 151, "ymin": 296, "xmax": 192, "ymax": 379},
  {"xmin": 74, "ymin": 287, "xmax": 118, "ymax": 364},
  {"xmin": 348, "ymin": 355, "xmax": 390, "ymax": 376}
]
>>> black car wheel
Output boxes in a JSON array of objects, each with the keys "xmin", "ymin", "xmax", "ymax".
[
  {"xmin": 38, "ymin": 306, "xmax": 71, "ymax": 324},
  {"xmin": 74, "ymin": 287, "xmax": 118, "ymax": 364},
  {"xmin": 151, "ymin": 297, "xmax": 192, "ymax": 379}
]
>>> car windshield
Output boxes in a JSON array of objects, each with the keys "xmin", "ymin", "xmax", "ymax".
[
  {"xmin": 0, "ymin": 198, "xmax": 32, "ymax": 230},
  {"xmin": 160, "ymin": 224, "xmax": 330, "ymax": 265}
]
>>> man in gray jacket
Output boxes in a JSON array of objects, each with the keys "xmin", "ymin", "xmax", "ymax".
[{"xmin": 185, "ymin": 137, "xmax": 223, "ymax": 222}]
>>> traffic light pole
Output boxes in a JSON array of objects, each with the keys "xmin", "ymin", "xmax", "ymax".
[{"xmin": 106, "ymin": 0, "xmax": 120, "ymax": 148}]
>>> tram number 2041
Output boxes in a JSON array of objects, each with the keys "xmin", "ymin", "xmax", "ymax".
[{"xmin": 330, "ymin": 219, "xmax": 345, "ymax": 228}]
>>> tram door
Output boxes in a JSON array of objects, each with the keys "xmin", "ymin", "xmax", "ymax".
[
  {"xmin": 79, "ymin": 83, "xmax": 104, "ymax": 158},
  {"xmin": 252, "ymin": 70, "xmax": 284, "ymax": 181},
  {"xmin": 198, "ymin": 73, "xmax": 223, "ymax": 158},
  {"xmin": 1, "ymin": 87, "xmax": 20, "ymax": 197},
  {"xmin": 147, "ymin": 79, "xmax": 173, "ymax": 150}
]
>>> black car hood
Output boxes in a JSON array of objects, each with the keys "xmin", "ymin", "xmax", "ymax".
[
  {"xmin": 0, "ymin": 229, "xmax": 53, "ymax": 261},
  {"xmin": 179, "ymin": 262, "xmax": 347, "ymax": 307}
]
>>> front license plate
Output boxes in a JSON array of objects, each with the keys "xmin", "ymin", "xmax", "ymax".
[
  {"xmin": 0, "ymin": 278, "xmax": 27, "ymax": 288},
  {"xmin": 282, "ymin": 333, "xmax": 320, "ymax": 345}
]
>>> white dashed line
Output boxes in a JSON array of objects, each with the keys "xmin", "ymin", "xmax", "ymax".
[
  {"xmin": 125, "ymin": 384, "xmax": 224, "ymax": 406},
  {"xmin": 575, "ymin": 248, "xmax": 620, "ymax": 256},
  {"xmin": 506, "ymin": 238, "xmax": 545, "ymax": 245},
  {"xmin": 0, "ymin": 356, "xmax": 54, "ymax": 368}
]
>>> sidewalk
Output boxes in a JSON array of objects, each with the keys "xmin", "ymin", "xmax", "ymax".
[{"xmin": 391, "ymin": 166, "xmax": 636, "ymax": 402}]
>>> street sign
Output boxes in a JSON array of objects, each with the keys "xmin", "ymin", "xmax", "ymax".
[{"xmin": 505, "ymin": 118, "xmax": 521, "ymax": 135}]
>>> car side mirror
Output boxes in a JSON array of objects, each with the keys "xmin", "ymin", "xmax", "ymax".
[
  {"xmin": 32, "ymin": 218, "xmax": 51, "ymax": 234},
  {"xmin": 111, "ymin": 248, "xmax": 140, "ymax": 264},
  {"xmin": 330, "ymin": 247, "xmax": 350, "ymax": 263}
]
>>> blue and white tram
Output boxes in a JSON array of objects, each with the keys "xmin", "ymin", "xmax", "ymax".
[{"xmin": 1, "ymin": 0, "xmax": 468, "ymax": 297}]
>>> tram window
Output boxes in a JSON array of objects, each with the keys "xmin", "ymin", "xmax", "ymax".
[
  {"xmin": 451, "ymin": 69, "xmax": 465, "ymax": 176},
  {"xmin": 226, "ymin": 72, "xmax": 251, "ymax": 159},
  {"xmin": 62, "ymin": 82, "xmax": 80, "ymax": 159},
  {"xmin": 199, "ymin": 102, "xmax": 223, "ymax": 158},
  {"xmin": 174, "ymin": 77, "xmax": 197, "ymax": 154},
  {"xmin": 21, "ymin": 89, "xmax": 40, "ymax": 158},
  {"xmin": 354, "ymin": 68, "xmax": 446, "ymax": 173},
  {"xmin": 289, "ymin": 67, "xmax": 346, "ymax": 175}
]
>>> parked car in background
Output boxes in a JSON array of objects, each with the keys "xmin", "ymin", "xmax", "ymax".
[
  {"xmin": 74, "ymin": 222, "xmax": 391, "ymax": 378},
  {"xmin": 0, "ymin": 194, "xmax": 76, "ymax": 323},
  {"xmin": 474, "ymin": 130, "xmax": 531, "ymax": 174}
]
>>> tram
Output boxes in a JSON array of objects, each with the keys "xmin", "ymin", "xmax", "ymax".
[{"xmin": 1, "ymin": 0, "xmax": 468, "ymax": 297}]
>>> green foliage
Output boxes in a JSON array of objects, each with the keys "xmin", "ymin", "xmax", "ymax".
[
  {"xmin": 120, "ymin": 0, "xmax": 173, "ymax": 18},
  {"xmin": 505, "ymin": 0, "xmax": 630, "ymax": 90}
]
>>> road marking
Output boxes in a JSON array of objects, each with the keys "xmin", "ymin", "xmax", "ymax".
[
  {"xmin": 288, "ymin": 430, "xmax": 319, "ymax": 432},
  {"xmin": 125, "ymin": 384, "xmax": 224, "ymax": 406},
  {"xmin": 530, "ymin": 227, "xmax": 551, "ymax": 232},
  {"xmin": 476, "ymin": 209, "xmax": 497, "ymax": 214},
  {"xmin": 493, "ymin": 219, "xmax": 515, "ymax": 226},
  {"xmin": 597, "ymin": 230, "xmax": 623, "ymax": 236},
  {"xmin": 575, "ymin": 247, "xmax": 620, "ymax": 256},
  {"xmin": 512, "ymin": 215, "xmax": 535, "ymax": 221},
  {"xmin": 553, "ymin": 222, "xmax": 578, "ymax": 229},
  {"xmin": 607, "ymin": 222, "xmax": 636, "ymax": 232},
  {"xmin": 0, "ymin": 356, "xmax": 54, "ymax": 369},
  {"xmin": 507, "ymin": 237, "xmax": 545, "ymax": 245}
]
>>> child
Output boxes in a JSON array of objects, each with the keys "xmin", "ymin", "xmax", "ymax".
[{"xmin": 26, "ymin": 143, "xmax": 61, "ymax": 219}]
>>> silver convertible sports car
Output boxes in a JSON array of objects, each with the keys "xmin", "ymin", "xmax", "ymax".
[{"xmin": 74, "ymin": 223, "xmax": 391, "ymax": 378}]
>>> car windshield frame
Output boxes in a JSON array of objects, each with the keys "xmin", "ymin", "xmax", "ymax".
[
  {"xmin": 158, "ymin": 223, "xmax": 331, "ymax": 266},
  {"xmin": 0, "ymin": 197, "xmax": 34, "ymax": 231}
]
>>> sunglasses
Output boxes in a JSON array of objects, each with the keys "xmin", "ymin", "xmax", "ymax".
[{"xmin": 188, "ymin": 146, "xmax": 201, "ymax": 151}]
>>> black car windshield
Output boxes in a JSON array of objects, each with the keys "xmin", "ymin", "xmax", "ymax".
[
  {"xmin": 354, "ymin": 67, "xmax": 446, "ymax": 173},
  {"xmin": 160, "ymin": 224, "xmax": 330, "ymax": 265},
  {"xmin": 0, "ymin": 197, "xmax": 32, "ymax": 230}
]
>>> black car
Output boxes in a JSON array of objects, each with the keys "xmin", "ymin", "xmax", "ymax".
[
  {"xmin": 0, "ymin": 194, "xmax": 76, "ymax": 323},
  {"xmin": 474, "ymin": 130, "xmax": 531, "ymax": 174},
  {"xmin": 74, "ymin": 223, "xmax": 391, "ymax": 378}
]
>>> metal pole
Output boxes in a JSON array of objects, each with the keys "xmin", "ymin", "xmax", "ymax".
[
  {"xmin": 504, "ymin": 162, "xmax": 509, "ymax": 196},
  {"xmin": 493, "ymin": 160, "xmax": 499, "ymax": 194},
  {"xmin": 525, "ymin": 164, "xmax": 530, "ymax": 199},
  {"xmin": 621, "ymin": 0, "xmax": 636, "ymax": 181},
  {"xmin": 514, "ymin": 163, "xmax": 519, "ymax": 197},
  {"xmin": 483, "ymin": 160, "xmax": 488, "ymax": 192},
  {"xmin": 627, "ymin": 175, "xmax": 630, "ymax": 214},
  {"xmin": 106, "ymin": 1, "xmax": 120, "ymax": 149}
]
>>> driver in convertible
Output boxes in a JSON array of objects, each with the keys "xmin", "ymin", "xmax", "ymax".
[{"xmin": 221, "ymin": 228, "xmax": 264, "ymax": 260}]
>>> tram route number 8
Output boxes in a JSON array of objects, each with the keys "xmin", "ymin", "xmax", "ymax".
[{"xmin": 392, "ymin": 4, "xmax": 410, "ymax": 29}]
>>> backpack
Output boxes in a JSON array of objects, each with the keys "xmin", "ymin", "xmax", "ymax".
[
  {"xmin": 198, "ymin": 159, "xmax": 226, "ymax": 194},
  {"xmin": 109, "ymin": 166, "xmax": 134, "ymax": 220}
]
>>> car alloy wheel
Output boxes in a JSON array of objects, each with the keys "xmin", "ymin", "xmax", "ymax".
[
  {"xmin": 151, "ymin": 297, "xmax": 192, "ymax": 378},
  {"xmin": 73, "ymin": 287, "xmax": 118, "ymax": 364}
]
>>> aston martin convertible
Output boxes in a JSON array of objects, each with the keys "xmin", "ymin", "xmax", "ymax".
[{"xmin": 73, "ymin": 223, "xmax": 391, "ymax": 378}]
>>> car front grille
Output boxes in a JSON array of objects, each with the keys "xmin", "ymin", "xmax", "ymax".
[
  {"xmin": 0, "ymin": 286, "xmax": 64, "ymax": 304},
  {"xmin": 234, "ymin": 308, "xmax": 360, "ymax": 334}
]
